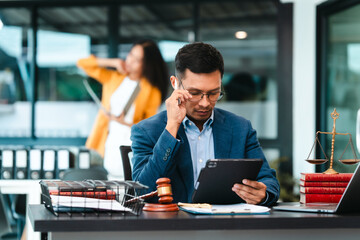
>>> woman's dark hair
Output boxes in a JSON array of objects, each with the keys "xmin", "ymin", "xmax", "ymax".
[
  {"xmin": 175, "ymin": 42, "xmax": 224, "ymax": 80},
  {"xmin": 133, "ymin": 40, "xmax": 169, "ymax": 102}
]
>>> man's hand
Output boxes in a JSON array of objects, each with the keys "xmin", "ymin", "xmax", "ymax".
[
  {"xmin": 232, "ymin": 179, "xmax": 267, "ymax": 205},
  {"xmin": 165, "ymin": 89, "xmax": 192, "ymax": 138}
]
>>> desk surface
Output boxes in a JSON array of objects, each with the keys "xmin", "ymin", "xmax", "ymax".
[{"xmin": 29, "ymin": 203, "xmax": 360, "ymax": 233}]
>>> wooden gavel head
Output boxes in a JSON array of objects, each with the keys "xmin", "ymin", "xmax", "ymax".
[
  {"xmin": 155, "ymin": 177, "xmax": 173, "ymax": 204},
  {"xmin": 125, "ymin": 177, "xmax": 174, "ymax": 204}
]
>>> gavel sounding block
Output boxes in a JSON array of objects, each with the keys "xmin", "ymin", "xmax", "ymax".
[{"xmin": 143, "ymin": 178, "xmax": 179, "ymax": 212}]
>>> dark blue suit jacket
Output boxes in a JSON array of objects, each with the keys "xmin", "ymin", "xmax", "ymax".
[{"xmin": 131, "ymin": 108, "xmax": 280, "ymax": 206}]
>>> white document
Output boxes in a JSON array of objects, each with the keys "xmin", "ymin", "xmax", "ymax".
[
  {"xmin": 179, "ymin": 203, "xmax": 270, "ymax": 214},
  {"xmin": 110, "ymin": 77, "xmax": 139, "ymax": 117},
  {"xmin": 51, "ymin": 195, "xmax": 132, "ymax": 212},
  {"xmin": 83, "ymin": 78, "xmax": 139, "ymax": 117}
]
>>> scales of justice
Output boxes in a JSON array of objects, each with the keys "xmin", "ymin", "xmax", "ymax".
[{"xmin": 306, "ymin": 108, "xmax": 360, "ymax": 174}]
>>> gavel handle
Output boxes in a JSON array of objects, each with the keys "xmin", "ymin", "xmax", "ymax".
[{"xmin": 125, "ymin": 190, "xmax": 158, "ymax": 203}]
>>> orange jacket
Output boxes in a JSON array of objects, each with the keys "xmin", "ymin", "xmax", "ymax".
[{"xmin": 77, "ymin": 55, "xmax": 162, "ymax": 157}]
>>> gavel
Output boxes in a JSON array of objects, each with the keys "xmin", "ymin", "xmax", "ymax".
[{"xmin": 126, "ymin": 177, "xmax": 179, "ymax": 212}]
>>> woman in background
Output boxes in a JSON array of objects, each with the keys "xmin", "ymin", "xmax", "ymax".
[{"xmin": 77, "ymin": 40, "xmax": 168, "ymax": 179}]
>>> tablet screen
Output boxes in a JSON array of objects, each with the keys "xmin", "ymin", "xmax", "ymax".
[{"xmin": 191, "ymin": 159, "xmax": 263, "ymax": 204}]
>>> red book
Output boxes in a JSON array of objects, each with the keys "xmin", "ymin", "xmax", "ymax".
[
  {"xmin": 299, "ymin": 180, "xmax": 349, "ymax": 187},
  {"xmin": 300, "ymin": 193, "xmax": 342, "ymax": 204},
  {"xmin": 300, "ymin": 186, "xmax": 346, "ymax": 194},
  {"xmin": 49, "ymin": 190, "xmax": 116, "ymax": 200},
  {"xmin": 300, "ymin": 173, "xmax": 353, "ymax": 182}
]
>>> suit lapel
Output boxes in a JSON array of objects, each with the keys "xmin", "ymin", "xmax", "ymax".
[{"xmin": 213, "ymin": 109, "xmax": 232, "ymax": 158}]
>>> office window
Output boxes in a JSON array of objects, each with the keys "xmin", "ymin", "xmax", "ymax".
[
  {"xmin": 35, "ymin": 7, "xmax": 107, "ymax": 138},
  {"xmin": 120, "ymin": 4, "xmax": 192, "ymax": 42},
  {"xmin": 120, "ymin": 3, "xmax": 192, "ymax": 84},
  {"xmin": 199, "ymin": 1, "xmax": 278, "ymax": 139},
  {"xmin": 0, "ymin": 1, "xmax": 292, "ymax": 173},
  {"xmin": 0, "ymin": 8, "xmax": 31, "ymax": 137},
  {"xmin": 318, "ymin": 1, "xmax": 360, "ymax": 173}
]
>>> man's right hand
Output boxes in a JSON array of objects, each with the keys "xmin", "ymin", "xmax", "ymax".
[{"xmin": 165, "ymin": 89, "xmax": 192, "ymax": 138}]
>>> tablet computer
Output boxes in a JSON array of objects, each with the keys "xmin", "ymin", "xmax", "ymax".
[{"xmin": 191, "ymin": 159, "xmax": 263, "ymax": 204}]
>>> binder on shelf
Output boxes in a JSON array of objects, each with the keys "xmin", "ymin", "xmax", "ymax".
[
  {"xmin": 15, "ymin": 149, "xmax": 29, "ymax": 179},
  {"xmin": 78, "ymin": 148, "xmax": 90, "ymax": 169},
  {"xmin": 57, "ymin": 149, "xmax": 70, "ymax": 179},
  {"xmin": 1, "ymin": 150, "xmax": 14, "ymax": 179},
  {"xmin": 43, "ymin": 149, "xmax": 56, "ymax": 179},
  {"xmin": 29, "ymin": 149, "xmax": 42, "ymax": 180}
]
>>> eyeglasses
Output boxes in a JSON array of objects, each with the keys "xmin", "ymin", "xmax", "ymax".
[{"xmin": 178, "ymin": 79, "xmax": 224, "ymax": 102}]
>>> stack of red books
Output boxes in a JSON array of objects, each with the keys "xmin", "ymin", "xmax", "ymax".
[
  {"xmin": 49, "ymin": 189, "xmax": 117, "ymax": 200},
  {"xmin": 300, "ymin": 173, "xmax": 353, "ymax": 204}
]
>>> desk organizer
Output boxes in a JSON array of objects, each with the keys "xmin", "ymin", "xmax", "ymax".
[{"xmin": 40, "ymin": 180, "xmax": 148, "ymax": 216}]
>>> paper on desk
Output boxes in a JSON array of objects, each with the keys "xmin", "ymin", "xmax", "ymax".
[
  {"xmin": 179, "ymin": 203, "xmax": 270, "ymax": 215},
  {"xmin": 51, "ymin": 195, "xmax": 132, "ymax": 212}
]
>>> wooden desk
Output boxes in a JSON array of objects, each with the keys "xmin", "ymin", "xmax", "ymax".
[
  {"xmin": 0, "ymin": 180, "xmax": 41, "ymax": 240},
  {"xmin": 29, "ymin": 203, "xmax": 360, "ymax": 240}
]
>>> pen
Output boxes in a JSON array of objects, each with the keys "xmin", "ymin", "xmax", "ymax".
[{"xmin": 177, "ymin": 98, "xmax": 181, "ymax": 105}]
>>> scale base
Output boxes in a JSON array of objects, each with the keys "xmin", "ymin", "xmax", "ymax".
[{"xmin": 323, "ymin": 168, "xmax": 339, "ymax": 174}]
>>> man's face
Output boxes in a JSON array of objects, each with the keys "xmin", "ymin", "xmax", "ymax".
[{"xmin": 179, "ymin": 69, "xmax": 222, "ymax": 126}]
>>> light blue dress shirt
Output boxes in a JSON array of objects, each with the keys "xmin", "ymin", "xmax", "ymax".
[
  {"xmin": 182, "ymin": 111, "xmax": 269, "ymax": 204},
  {"xmin": 183, "ymin": 111, "xmax": 215, "ymax": 184}
]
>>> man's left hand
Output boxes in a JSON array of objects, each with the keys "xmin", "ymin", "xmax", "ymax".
[{"xmin": 232, "ymin": 179, "xmax": 267, "ymax": 205}]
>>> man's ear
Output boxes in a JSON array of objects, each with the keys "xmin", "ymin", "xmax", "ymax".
[{"xmin": 170, "ymin": 76, "xmax": 178, "ymax": 90}]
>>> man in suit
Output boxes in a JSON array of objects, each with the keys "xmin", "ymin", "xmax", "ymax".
[{"xmin": 131, "ymin": 42, "xmax": 280, "ymax": 206}]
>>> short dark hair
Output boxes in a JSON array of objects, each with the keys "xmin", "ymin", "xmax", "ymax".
[{"xmin": 175, "ymin": 42, "xmax": 224, "ymax": 80}]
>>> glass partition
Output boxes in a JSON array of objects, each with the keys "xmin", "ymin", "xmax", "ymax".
[
  {"xmin": 0, "ymin": 8, "xmax": 31, "ymax": 137},
  {"xmin": 320, "ymin": 2, "xmax": 360, "ymax": 173},
  {"xmin": 0, "ymin": 1, "xmax": 290, "ymax": 164},
  {"xmin": 199, "ymin": 1, "xmax": 278, "ymax": 139},
  {"xmin": 34, "ymin": 7, "xmax": 107, "ymax": 138}
]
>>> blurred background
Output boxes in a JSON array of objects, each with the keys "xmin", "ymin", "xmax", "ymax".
[{"xmin": 0, "ymin": 0, "xmax": 360, "ymax": 203}]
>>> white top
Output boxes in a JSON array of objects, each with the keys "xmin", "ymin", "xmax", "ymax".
[
  {"xmin": 104, "ymin": 77, "xmax": 138, "ymax": 179},
  {"xmin": 110, "ymin": 77, "xmax": 138, "ymax": 117}
]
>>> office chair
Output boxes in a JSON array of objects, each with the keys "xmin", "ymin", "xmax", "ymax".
[
  {"xmin": 61, "ymin": 167, "xmax": 108, "ymax": 181},
  {"xmin": 11, "ymin": 194, "xmax": 26, "ymax": 240},
  {"xmin": 0, "ymin": 191, "xmax": 12, "ymax": 238},
  {"xmin": 119, "ymin": 145, "xmax": 132, "ymax": 181},
  {"xmin": 0, "ymin": 191, "xmax": 23, "ymax": 240},
  {"xmin": 357, "ymin": 109, "xmax": 360, "ymax": 154}
]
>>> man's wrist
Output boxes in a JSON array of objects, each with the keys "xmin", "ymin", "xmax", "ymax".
[
  {"xmin": 165, "ymin": 122, "xmax": 181, "ymax": 138},
  {"xmin": 259, "ymin": 192, "xmax": 269, "ymax": 205}
]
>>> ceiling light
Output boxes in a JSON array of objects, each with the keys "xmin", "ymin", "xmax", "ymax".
[
  {"xmin": 235, "ymin": 31, "xmax": 247, "ymax": 40},
  {"xmin": 0, "ymin": 19, "xmax": 3, "ymax": 30}
]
